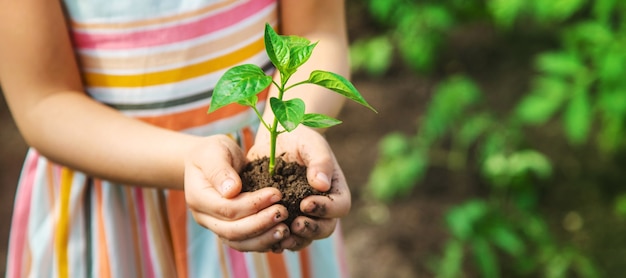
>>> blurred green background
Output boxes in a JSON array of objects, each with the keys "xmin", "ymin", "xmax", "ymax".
[{"xmin": 2, "ymin": 0, "xmax": 626, "ymax": 276}]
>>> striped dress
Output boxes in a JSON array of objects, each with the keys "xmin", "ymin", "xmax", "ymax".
[{"xmin": 5, "ymin": 0, "xmax": 348, "ymax": 277}]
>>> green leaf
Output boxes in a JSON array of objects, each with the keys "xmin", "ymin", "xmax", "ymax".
[
  {"xmin": 368, "ymin": 149, "xmax": 427, "ymax": 201},
  {"xmin": 488, "ymin": 224, "xmax": 525, "ymax": 256},
  {"xmin": 302, "ymin": 113, "xmax": 342, "ymax": 128},
  {"xmin": 264, "ymin": 23, "xmax": 290, "ymax": 74},
  {"xmin": 488, "ymin": 0, "xmax": 526, "ymax": 27},
  {"xmin": 284, "ymin": 36, "xmax": 316, "ymax": 77},
  {"xmin": 270, "ymin": 97, "xmax": 305, "ymax": 132},
  {"xmin": 471, "ymin": 238, "xmax": 499, "ymax": 278},
  {"xmin": 593, "ymin": 0, "xmax": 617, "ymax": 23},
  {"xmin": 307, "ymin": 70, "xmax": 377, "ymax": 112},
  {"xmin": 614, "ymin": 194, "xmax": 626, "ymax": 219},
  {"xmin": 436, "ymin": 240, "xmax": 464, "ymax": 278},
  {"xmin": 535, "ymin": 51, "xmax": 583, "ymax": 77},
  {"xmin": 508, "ymin": 150, "xmax": 552, "ymax": 179},
  {"xmin": 564, "ymin": 89, "xmax": 592, "ymax": 145},
  {"xmin": 421, "ymin": 75, "xmax": 481, "ymax": 143},
  {"xmin": 209, "ymin": 64, "xmax": 272, "ymax": 112},
  {"xmin": 350, "ymin": 36, "xmax": 393, "ymax": 76},
  {"xmin": 446, "ymin": 200, "xmax": 488, "ymax": 240},
  {"xmin": 514, "ymin": 77, "xmax": 568, "ymax": 125}
]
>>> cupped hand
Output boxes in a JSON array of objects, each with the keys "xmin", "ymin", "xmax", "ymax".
[
  {"xmin": 184, "ymin": 135, "xmax": 290, "ymax": 252},
  {"xmin": 248, "ymin": 127, "xmax": 351, "ymax": 252}
]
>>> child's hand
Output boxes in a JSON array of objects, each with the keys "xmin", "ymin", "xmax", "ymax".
[
  {"xmin": 184, "ymin": 135, "xmax": 290, "ymax": 252},
  {"xmin": 248, "ymin": 127, "xmax": 351, "ymax": 252}
]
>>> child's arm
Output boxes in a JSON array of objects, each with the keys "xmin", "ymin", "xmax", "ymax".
[
  {"xmin": 0, "ymin": 0, "xmax": 199, "ymax": 189},
  {"xmin": 0, "ymin": 0, "xmax": 286, "ymax": 252},
  {"xmin": 251, "ymin": 0, "xmax": 354, "ymax": 251}
]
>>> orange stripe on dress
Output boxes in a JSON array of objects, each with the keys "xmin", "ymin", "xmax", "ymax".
[
  {"xmin": 166, "ymin": 191, "xmax": 189, "ymax": 278},
  {"xmin": 241, "ymin": 126, "xmax": 256, "ymax": 152},
  {"xmin": 83, "ymin": 37, "xmax": 265, "ymax": 87},
  {"xmin": 299, "ymin": 248, "xmax": 312, "ymax": 278},
  {"xmin": 135, "ymin": 89, "xmax": 269, "ymax": 131},
  {"xmin": 55, "ymin": 168, "xmax": 73, "ymax": 278},
  {"xmin": 94, "ymin": 180, "xmax": 112, "ymax": 278},
  {"xmin": 266, "ymin": 252, "xmax": 289, "ymax": 278}
]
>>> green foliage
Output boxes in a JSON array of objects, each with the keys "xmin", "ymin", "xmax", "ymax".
[
  {"xmin": 357, "ymin": 0, "xmax": 626, "ymax": 275},
  {"xmin": 210, "ymin": 23, "xmax": 374, "ymax": 174}
]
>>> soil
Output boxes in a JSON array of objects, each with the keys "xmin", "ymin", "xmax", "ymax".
[{"xmin": 240, "ymin": 156, "xmax": 328, "ymax": 226}]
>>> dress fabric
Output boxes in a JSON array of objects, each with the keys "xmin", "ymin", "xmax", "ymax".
[{"xmin": 5, "ymin": 0, "xmax": 348, "ymax": 277}]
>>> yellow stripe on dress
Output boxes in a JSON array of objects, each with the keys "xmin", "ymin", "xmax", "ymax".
[
  {"xmin": 84, "ymin": 38, "xmax": 265, "ymax": 88},
  {"xmin": 55, "ymin": 168, "xmax": 74, "ymax": 278}
]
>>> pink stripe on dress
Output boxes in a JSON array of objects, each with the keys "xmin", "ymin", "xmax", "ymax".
[
  {"xmin": 135, "ymin": 188, "xmax": 156, "ymax": 278},
  {"xmin": 6, "ymin": 151, "xmax": 39, "ymax": 278},
  {"xmin": 72, "ymin": 0, "xmax": 274, "ymax": 50},
  {"xmin": 227, "ymin": 248, "xmax": 249, "ymax": 278}
]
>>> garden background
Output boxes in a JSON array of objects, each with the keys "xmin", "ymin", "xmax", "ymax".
[{"xmin": 2, "ymin": 0, "xmax": 626, "ymax": 276}]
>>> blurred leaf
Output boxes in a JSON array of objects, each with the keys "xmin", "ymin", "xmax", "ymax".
[
  {"xmin": 482, "ymin": 153, "xmax": 510, "ymax": 185},
  {"xmin": 368, "ymin": 149, "xmax": 427, "ymax": 201},
  {"xmin": 563, "ymin": 89, "xmax": 592, "ymax": 145},
  {"xmin": 350, "ymin": 36, "xmax": 394, "ymax": 76},
  {"xmin": 457, "ymin": 113, "xmax": 493, "ymax": 147},
  {"xmin": 593, "ymin": 0, "xmax": 617, "ymax": 23},
  {"xmin": 536, "ymin": 51, "xmax": 583, "ymax": 77},
  {"xmin": 545, "ymin": 253, "xmax": 572, "ymax": 278},
  {"xmin": 487, "ymin": 0, "xmax": 526, "ymax": 27},
  {"xmin": 379, "ymin": 132, "xmax": 410, "ymax": 157},
  {"xmin": 508, "ymin": 150, "xmax": 552, "ymax": 179},
  {"xmin": 597, "ymin": 48, "xmax": 626, "ymax": 83},
  {"xmin": 368, "ymin": 0, "xmax": 403, "ymax": 22},
  {"xmin": 515, "ymin": 76, "xmax": 568, "ymax": 125},
  {"xmin": 482, "ymin": 150, "xmax": 552, "ymax": 186},
  {"xmin": 566, "ymin": 21, "xmax": 613, "ymax": 47},
  {"xmin": 436, "ymin": 239, "xmax": 464, "ymax": 278},
  {"xmin": 614, "ymin": 194, "xmax": 626, "ymax": 219},
  {"xmin": 530, "ymin": 0, "xmax": 585, "ymax": 22},
  {"xmin": 421, "ymin": 76, "xmax": 482, "ymax": 143},
  {"xmin": 488, "ymin": 224, "xmax": 525, "ymax": 256},
  {"xmin": 446, "ymin": 200, "xmax": 488, "ymax": 240},
  {"xmin": 597, "ymin": 116, "xmax": 624, "ymax": 152},
  {"xmin": 472, "ymin": 238, "xmax": 499, "ymax": 278},
  {"xmin": 572, "ymin": 253, "xmax": 600, "ymax": 278}
]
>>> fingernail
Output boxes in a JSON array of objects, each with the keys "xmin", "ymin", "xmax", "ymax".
[
  {"xmin": 304, "ymin": 202, "xmax": 317, "ymax": 214},
  {"xmin": 220, "ymin": 179, "xmax": 235, "ymax": 195},
  {"xmin": 270, "ymin": 194, "xmax": 281, "ymax": 203},
  {"xmin": 274, "ymin": 211, "xmax": 286, "ymax": 222},
  {"xmin": 273, "ymin": 229, "xmax": 284, "ymax": 240},
  {"xmin": 316, "ymin": 172, "xmax": 330, "ymax": 186}
]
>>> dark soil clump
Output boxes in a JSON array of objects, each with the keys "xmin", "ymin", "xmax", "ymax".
[{"xmin": 240, "ymin": 156, "xmax": 328, "ymax": 226}]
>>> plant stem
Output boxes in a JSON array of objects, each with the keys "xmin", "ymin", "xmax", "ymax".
[
  {"xmin": 268, "ymin": 77, "xmax": 289, "ymax": 175},
  {"xmin": 269, "ymin": 117, "xmax": 279, "ymax": 175}
]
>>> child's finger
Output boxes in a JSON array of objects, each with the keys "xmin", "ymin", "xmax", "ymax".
[
  {"xmin": 298, "ymin": 139, "xmax": 334, "ymax": 193},
  {"xmin": 198, "ymin": 187, "xmax": 283, "ymax": 221},
  {"xmin": 188, "ymin": 135, "xmax": 246, "ymax": 198},
  {"xmin": 290, "ymin": 216, "xmax": 337, "ymax": 240},
  {"xmin": 221, "ymin": 223, "xmax": 291, "ymax": 252},
  {"xmin": 300, "ymin": 164, "xmax": 351, "ymax": 219},
  {"xmin": 193, "ymin": 203, "xmax": 289, "ymax": 242}
]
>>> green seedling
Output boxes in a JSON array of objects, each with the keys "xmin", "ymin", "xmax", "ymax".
[{"xmin": 209, "ymin": 23, "xmax": 376, "ymax": 175}]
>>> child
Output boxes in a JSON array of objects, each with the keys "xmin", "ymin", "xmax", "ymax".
[{"xmin": 0, "ymin": 0, "xmax": 352, "ymax": 277}]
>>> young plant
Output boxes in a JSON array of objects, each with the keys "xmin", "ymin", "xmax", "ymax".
[{"xmin": 209, "ymin": 23, "xmax": 376, "ymax": 175}]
